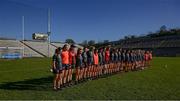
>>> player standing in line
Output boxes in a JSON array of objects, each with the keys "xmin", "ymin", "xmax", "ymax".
[
  {"xmin": 149, "ymin": 51, "xmax": 153, "ymax": 66},
  {"xmin": 119, "ymin": 49, "xmax": 124, "ymax": 71},
  {"xmin": 140, "ymin": 50, "xmax": 143, "ymax": 68},
  {"xmin": 98, "ymin": 48, "xmax": 103, "ymax": 77},
  {"xmin": 58, "ymin": 47, "xmax": 64, "ymax": 88},
  {"xmin": 134, "ymin": 50, "xmax": 138, "ymax": 70},
  {"xmin": 124, "ymin": 50, "xmax": 128, "ymax": 72},
  {"xmin": 118, "ymin": 48, "xmax": 122, "ymax": 71},
  {"xmin": 82, "ymin": 47, "xmax": 88, "ymax": 80},
  {"xmin": 141, "ymin": 50, "xmax": 145, "ymax": 68},
  {"xmin": 140, "ymin": 50, "xmax": 143, "ymax": 69},
  {"xmin": 137, "ymin": 50, "xmax": 141, "ymax": 69},
  {"xmin": 112, "ymin": 48, "xmax": 116, "ymax": 73},
  {"xmin": 52, "ymin": 48, "xmax": 63, "ymax": 90},
  {"xmin": 127, "ymin": 50, "xmax": 131, "ymax": 71},
  {"xmin": 87, "ymin": 47, "xmax": 94, "ymax": 79},
  {"xmin": 121, "ymin": 50, "xmax": 126, "ymax": 72},
  {"xmin": 132, "ymin": 50, "xmax": 136, "ymax": 70},
  {"xmin": 132, "ymin": 50, "xmax": 135, "ymax": 70},
  {"xmin": 68, "ymin": 44, "xmax": 76, "ymax": 86},
  {"xmin": 86, "ymin": 47, "xmax": 90, "ymax": 79},
  {"xmin": 80, "ymin": 48, "xmax": 85, "ymax": 82},
  {"xmin": 145, "ymin": 51, "xmax": 149, "ymax": 67},
  {"xmin": 139, "ymin": 50, "xmax": 142, "ymax": 68},
  {"xmin": 129, "ymin": 50, "xmax": 133, "ymax": 71},
  {"xmin": 105, "ymin": 46, "xmax": 110, "ymax": 75},
  {"xmin": 75, "ymin": 48, "xmax": 83, "ymax": 84},
  {"xmin": 109, "ymin": 48, "xmax": 114, "ymax": 74},
  {"xmin": 100, "ymin": 48, "xmax": 105, "ymax": 76},
  {"xmin": 118, "ymin": 48, "xmax": 121, "ymax": 72},
  {"xmin": 102, "ymin": 47, "xmax": 107, "ymax": 75},
  {"xmin": 135, "ymin": 50, "xmax": 139, "ymax": 70},
  {"xmin": 93, "ymin": 49, "xmax": 99, "ymax": 79},
  {"xmin": 114, "ymin": 48, "xmax": 119, "ymax": 73},
  {"xmin": 61, "ymin": 44, "xmax": 69, "ymax": 87}
]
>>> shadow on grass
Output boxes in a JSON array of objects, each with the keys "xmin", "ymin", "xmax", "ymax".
[{"xmin": 0, "ymin": 76, "xmax": 54, "ymax": 91}]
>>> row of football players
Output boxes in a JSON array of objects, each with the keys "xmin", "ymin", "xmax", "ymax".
[{"xmin": 52, "ymin": 44, "xmax": 152, "ymax": 90}]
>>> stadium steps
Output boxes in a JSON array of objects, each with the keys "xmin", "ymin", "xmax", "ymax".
[
  {"xmin": 158, "ymin": 40, "xmax": 166, "ymax": 48},
  {"xmin": 0, "ymin": 40, "xmax": 21, "ymax": 47},
  {"xmin": 50, "ymin": 43, "xmax": 58, "ymax": 48},
  {"xmin": 20, "ymin": 43, "xmax": 44, "ymax": 57},
  {"xmin": 20, "ymin": 41, "xmax": 47, "ymax": 57},
  {"xmin": 51, "ymin": 42, "xmax": 65, "ymax": 48},
  {"xmin": 22, "ymin": 41, "xmax": 57, "ymax": 57}
]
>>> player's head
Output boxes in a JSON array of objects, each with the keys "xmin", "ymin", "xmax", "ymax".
[
  {"xmin": 123, "ymin": 49, "xmax": 126, "ymax": 53},
  {"xmin": 89, "ymin": 46, "xmax": 95, "ymax": 51},
  {"xmin": 99, "ymin": 48, "xmax": 103, "ymax": 53},
  {"xmin": 57, "ymin": 47, "xmax": 62, "ymax": 53},
  {"xmin": 150, "ymin": 50, "xmax": 152, "ymax": 53},
  {"xmin": 63, "ymin": 44, "xmax": 68, "ymax": 51},
  {"xmin": 94, "ymin": 49, "xmax": 98, "ymax": 53},
  {"xmin": 112, "ymin": 48, "xmax": 116, "ymax": 53},
  {"xmin": 106, "ymin": 46, "xmax": 110, "ymax": 51},
  {"xmin": 115, "ymin": 48, "xmax": 118, "ymax": 52},
  {"xmin": 103, "ymin": 46, "xmax": 106, "ymax": 51},
  {"xmin": 55, "ymin": 49, "xmax": 60, "ymax": 54},
  {"xmin": 77, "ymin": 48, "xmax": 82, "ymax": 54},
  {"xmin": 70, "ymin": 44, "xmax": 76, "ymax": 51},
  {"xmin": 83, "ymin": 47, "xmax": 88, "ymax": 52}
]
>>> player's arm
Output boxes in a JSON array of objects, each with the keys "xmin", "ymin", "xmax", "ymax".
[{"xmin": 52, "ymin": 55, "xmax": 56, "ymax": 69}]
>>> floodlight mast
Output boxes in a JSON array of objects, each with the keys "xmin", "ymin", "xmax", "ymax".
[
  {"xmin": 47, "ymin": 8, "xmax": 51, "ymax": 57},
  {"xmin": 22, "ymin": 16, "xmax": 25, "ymax": 58}
]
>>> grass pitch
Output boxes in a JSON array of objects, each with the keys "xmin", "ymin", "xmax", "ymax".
[{"xmin": 0, "ymin": 57, "xmax": 180, "ymax": 100}]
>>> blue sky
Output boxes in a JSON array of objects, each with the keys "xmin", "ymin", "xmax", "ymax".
[{"xmin": 0, "ymin": 0, "xmax": 180, "ymax": 43}]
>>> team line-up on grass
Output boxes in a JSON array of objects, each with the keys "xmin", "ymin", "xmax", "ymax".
[{"xmin": 51, "ymin": 44, "xmax": 153, "ymax": 91}]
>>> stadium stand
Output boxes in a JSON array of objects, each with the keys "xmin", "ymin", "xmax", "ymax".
[
  {"xmin": 20, "ymin": 41, "xmax": 45, "ymax": 57},
  {"xmin": 0, "ymin": 38, "xmax": 83, "ymax": 58},
  {"xmin": 0, "ymin": 39, "xmax": 21, "ymax": 47},
  {"xmin": 51, "ymin": 42, "xmax": 65, "ymax": 48},
  {"xmin": 0, "ymin": 39, "xmax": 44, "ymax": 58},
  {"xmin": 96, "ymin": 34, "xmax": 180, "ymax": 57},
  {"xmin": 22, "ymin": 40, "xmax": 57, "ymax": 57}
]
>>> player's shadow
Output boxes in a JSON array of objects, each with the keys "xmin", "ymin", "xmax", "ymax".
[{"xmin": 0, "ymin": 76, "xmax": 53, "ymax": 91}]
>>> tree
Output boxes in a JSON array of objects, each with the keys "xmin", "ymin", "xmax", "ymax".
[
  {"xmin": 160, "ymin": 25, "xmax": 167, "ymax": 32},
  {"xmin": 130, "ymin": 35, "xmax": 136, "ymax": 39},
  {"xmin": 97, "ymin": 40, "xmax": 103, "ymax": 44},
  {"xmin": 159, "ymin": 25, "xmax": 168, "ymax": 36},
  {"xmin": 65, "ymin": 39, "xmax": 75, "ymax": 44},
  {"xmin": 81, "ymin": 40, "xmax": 88, "ymax": 46},
  {"xmin": 88, "ymin": 40, "xmax": 96, "ymax": 46},
  {"xmin": 124, "ymin": 36, "xmax": 129, "ymax": 39},
  {"xmin": 103, "ymin": 40, "xmax": 109, "ymax": 44}
]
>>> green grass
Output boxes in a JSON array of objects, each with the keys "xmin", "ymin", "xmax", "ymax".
[{"xmin": 0, "ymin": 57, "xmax": 180, "ymax": 100}]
